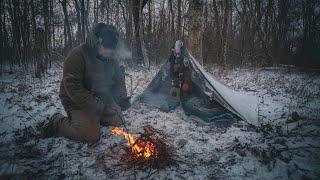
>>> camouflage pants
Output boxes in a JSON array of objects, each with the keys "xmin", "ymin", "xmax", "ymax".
[{"xmin": 54, "ymin": 110, "xmax": 122, "ymax": 143}]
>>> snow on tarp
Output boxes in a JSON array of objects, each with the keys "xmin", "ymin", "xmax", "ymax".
[{"xmin": 187, "ymin": 52, "xmax": 259, "ymax": 125}]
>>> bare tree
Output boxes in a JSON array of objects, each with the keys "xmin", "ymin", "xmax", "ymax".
[
  {"xmin": 132, "ymin": 0, "xmax": 149, "ymax": 65},
  {"xmin": 60, "ymin": 0, "xmax": 72, "ymax": 52},
  {"xmin": 187, "ymin": 0, "xmax": 203, "ymax": 64},
  {"xmin": 176, "ymin": 0, "xmax": 182, "ymax": 39},
  {"xmin": 169, "ymin": 0, "xmax": 175, "ymax": 42},
  {"xmin": 222, "ymin": 0, "xmax": 230, "ymax": 65},
  {"xmin": 1, "ymin": 0, "xmax": 319, "ymax": 73}
]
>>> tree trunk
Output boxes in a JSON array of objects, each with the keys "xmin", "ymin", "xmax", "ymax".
[
  {"xmin": 60, "ymin": 0, "xmax": 72, "ymax": 52},
  {"xmin": 169, "ymin": 0, "xmax": 175, "ymax": 42},
  {"xmin": 139, "ymin": 0, "xmax": 149, "ymax": 68},
  {"xmin": 147, "ymin": 0, "xmax": 152, "ymax": 46},
  {"xmin": 74, "ymin": 0, "xmax": 83, "ymax": 43},
  {"xmin": 187, "ymin": 0, "xmax": 203, "ymax": 64},
  {"xmin": 222, "ymin": 0, "xmax": 230, "ymax": 65},
  {"xmin": 94, "ymin": 0, "xmax": 99, "ymax": 24},
  {"xmin": 80, "ymin": 0, "xmax": 86, "ymax": 42},
  {"xmin": 176, "ymin": 0, "xmax": 182, "ymax": 39},
  {"xmin": 132, "ymin": 0, "xmax": 149, "ymax": 65},
  {"xmin": 127, "ymin": 0, "xmax": 133, "ymax": 45},
  {"xmin": 212, "ymin": 0, "xmax": 221, "ymax": 61}
]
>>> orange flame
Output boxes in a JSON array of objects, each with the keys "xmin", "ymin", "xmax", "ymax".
[{"xmin": 112, "ymin": 127, "xmax": 155, "ymax": 159}]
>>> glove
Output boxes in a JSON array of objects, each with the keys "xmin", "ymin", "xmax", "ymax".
[
  {"xmin": 118, "ymin": 96, "xmax": 131, "ymax": 110},
  {"xmin": 103, "ymin": 103, "xmax": 122, "ymax": 116},
  {"xmin": 101, "ymin": 103, "xmax": 124, "ymax": 127}
]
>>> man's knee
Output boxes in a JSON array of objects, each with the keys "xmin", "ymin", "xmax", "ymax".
[
  {"xmin": 56, "ymin": 110, "xmax": 101, "ymax": 143},
  {"xmin": 78, "ymin": 119, "xmax": 101, "ymax": 143},
  {"xmin": 65, "ymin": 124, "xmax": 100, "ymax": 143},
  {"xmin": 82, "ymin": 130, "xmax": 100, "ymax": 143}
]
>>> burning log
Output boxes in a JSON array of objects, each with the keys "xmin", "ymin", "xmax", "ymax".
[{"xmin": 112, "ymin": 125, "xmax": 178, "ymax": 170}]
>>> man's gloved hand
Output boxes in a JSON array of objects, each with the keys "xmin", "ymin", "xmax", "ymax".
[
  {"xmin": 103, "ymin": 103, "xmax": 122, "ymax": 116},
  {"xmin": 118, "ymin": 96, "xmax": 131, "ymax": 110},
  {"xmin": 101, "ymin": 103, "xmax": 124, "ymax": 127}
]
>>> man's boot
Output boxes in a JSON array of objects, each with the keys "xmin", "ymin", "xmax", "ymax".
[{"xmin": 41, "ymin": 113, "xmax": 64, "ymax": 138}]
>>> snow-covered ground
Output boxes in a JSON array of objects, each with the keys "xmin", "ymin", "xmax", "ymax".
[{"xmin": 0, "ymin": 63, "xmax": 319, "ymax": 179}]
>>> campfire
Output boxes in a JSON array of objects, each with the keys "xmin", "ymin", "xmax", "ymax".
[{"xmin": 111, "ymin": 125, "xmax": 178, "ymax": 169}]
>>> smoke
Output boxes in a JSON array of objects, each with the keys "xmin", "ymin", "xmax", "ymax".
[{"xmin": 114, "ymin": 39, "xmax": 132, "ymax": 60}]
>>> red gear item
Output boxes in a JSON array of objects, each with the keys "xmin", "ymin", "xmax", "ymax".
[{"xmin": 181, "ymin": 82, "xmax": 189, "ymax": 92}]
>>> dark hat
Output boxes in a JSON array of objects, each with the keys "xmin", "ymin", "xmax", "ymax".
[{"xmin": 93, "ymin": 23, "xmax": 119, "ymax": 50}]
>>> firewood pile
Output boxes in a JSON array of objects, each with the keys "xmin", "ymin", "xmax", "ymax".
[{"xmin": 111, "ymin": 125, "xmax": 178, "ymax": 170}]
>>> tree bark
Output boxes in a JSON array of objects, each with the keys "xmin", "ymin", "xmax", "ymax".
[
  {"xmin": 187, "ymin": 0, "xmax": 203, "ymax": 64},
  {"xmin": 176, "ymin": 0, "xmax": 182, "ymax": 39},
  {"xmin": 222, "ymin": 0, "xmax": 230, "ymax": 65},
  {"xmin": 132, "ymin": 0, "xmax": 149, "ymax": 65},
  {"xmin": 169, "ymin": 0, "xmax": 175, "ymax": 41},
  {"xmin": 139, "ymin": 0, "xmax": 149, "ymax": 68},
  {"xmin": 60, "ymin": 0, "xmax": 72, "ymax": 52},
  {"xmin": 74, "ymin": 0, "xmax": 83, "ymax": 43}
]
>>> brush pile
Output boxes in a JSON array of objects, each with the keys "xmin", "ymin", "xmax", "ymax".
[{"xmin": 112, "ymin": 125, "xmax": 178, "ymax": 170}]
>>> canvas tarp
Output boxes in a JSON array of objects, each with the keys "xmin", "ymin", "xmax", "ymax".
[{"xmin": 137, "ymin": 49, "xmax": 258, "ymax": 126}]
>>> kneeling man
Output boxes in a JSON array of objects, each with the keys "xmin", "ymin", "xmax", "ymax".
[{"xmin": 43, "ymin": 23, "xmax": 129, "ymax": 143}]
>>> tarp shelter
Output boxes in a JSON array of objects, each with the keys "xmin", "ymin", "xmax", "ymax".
[{"xmin": 137, "ymin": 41, "xmax": 258, "ymax": 126}]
